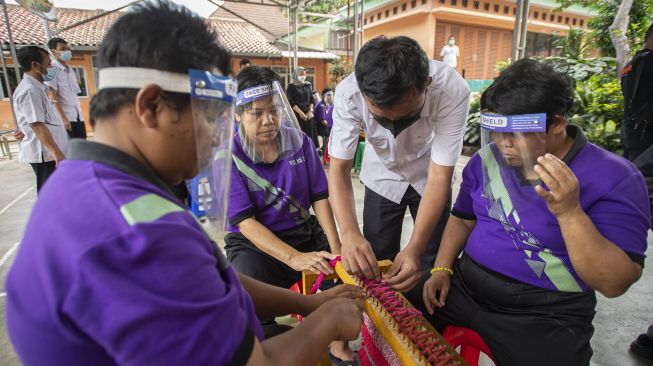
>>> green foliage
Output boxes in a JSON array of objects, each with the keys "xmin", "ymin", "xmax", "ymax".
[
  {"xmin": 463, "ymin": 56, "xmax": 624, "ymax": 153},
  {"xmin": 553, "ymin": 27, "xmax": 591, "ymax": 59},
  {"xmin": 303, "ymin": 0, "xmax": 348, "ymax": 21},
  {"xmin": 556, "ymin": 0, "xmax": 653, "ymax": 57},
  {"xmin": 328, "ymin": 57, "xmax": 352, "ymax": 87}
]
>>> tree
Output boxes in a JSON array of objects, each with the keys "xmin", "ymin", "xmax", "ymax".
[
  {"xmin": 609, "ymin": 0, "xmax": 633, "ymax": 75},
  {"xmin": 557, "ymin": 0, "xmax": 653, "ymax": 68}
]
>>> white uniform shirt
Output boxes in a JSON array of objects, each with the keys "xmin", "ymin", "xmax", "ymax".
[
  {"xmin": 44, "ymin": 59, "xmax": 84, "ymax": 122},
  {"xmin": 14, "ymin": 74, "xmax": 70, "ymax": 163},
  {"xmin": 440, "ymin": 45, "xmax": 460, "ymax": 68},
  {"xmin": 329, "ymin": 60, "xmax": 470, "ymax": 203}
]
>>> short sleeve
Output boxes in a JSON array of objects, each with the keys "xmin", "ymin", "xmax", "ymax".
[
  {"xmin": 15, "ymin": 88, "xmax": 46, "ymax": 125},
  {"xmin": 315, "ymin": 103, "xmax": 327, "ymax": 122},
  {"xmin": 63, "ymin": 221, "xmax": 257, "ymax": 366},
  {"xmin": 303, "ymin": 134, "xmax": 329, "ymax": 201},
  {"xmin": 451, "ymin": 154, "xmax": 479, "ymax": 220},
  {"xmin": 430, "ymin": 69, "xmax": 470, "ymax": 166},
  {"xmin": 329, "ymin": 81, "xmax": 363, "ymax": 160},
  {"xmin": 586, "ymin": 171, "xmax": 649, "ymax": 266},
  {"xmin": 228, "ymin": 162, "xmax": 256, "ymax": 227}
]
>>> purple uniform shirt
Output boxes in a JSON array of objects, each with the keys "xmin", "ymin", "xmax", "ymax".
[
  {"xmin": 452, "ymin": 126, "xmax": 649, "ymax": 292},
  {"xmin": 6, "ymin": 140, "xmax": 263, "ymax": 366},
  {"xmin": 315, "ymin": 101, "xmax": 333, "ymax": 128},
  {"xmin": 227, "ymin": 132, "xmax": 328, "ymax": 232}
]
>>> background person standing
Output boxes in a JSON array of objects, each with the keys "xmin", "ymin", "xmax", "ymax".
[
  {"xmin": 46, "ymin": 37, "xmax": 86, "ymax": 139},
  {"xmin": 440, "ymin": 36, "xmax": 460, "ymax": 70}
]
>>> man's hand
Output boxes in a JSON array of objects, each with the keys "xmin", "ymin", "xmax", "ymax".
[
  {"xmin": 53, "ymin": 150, "xmax": 66, "ymax": 167},
  {"xmin": 341, "ymin": 233, "xmax": 380, "ymax": 279},
  {"xmin": 287, "ymin": 251, "xmax": 336, "ymax": 274},
  {"xmin": 304, "ymin": 284, "xmax": 366, "ymax": 315},
  {"xmin": 14, "ymin": 130, "xmax": 24, "ymax": 142},
  {"xmin": 534, "ymin": 153, "xmax": 581, "ymax": 220},
  {"xmin": 422, "ymin": 271, "xmax": 451, "ymax": 314},
  {"xmin": 383, "ymin": 246, "xmax": 421, "ymax": 292},
  {"xmin": 319, "ymin": 298, "xmax": 365, "ymax": 341},
  {"xmin": 63, "ymin": 117, "xmax": 71, "ymax": 131}
]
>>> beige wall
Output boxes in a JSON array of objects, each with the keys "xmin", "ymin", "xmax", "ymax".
[{"xmin": 233, "ymin": 57, "xmax": 332, "ymax": 91}]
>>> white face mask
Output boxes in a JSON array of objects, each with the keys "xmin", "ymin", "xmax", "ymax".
[
  {"xmin": 298, "ymin": 76, "xmax": 306, "ymax": 83},
  {"xmin": 449, "ymin": 40, "xmax": 455, "ymax": 46}
]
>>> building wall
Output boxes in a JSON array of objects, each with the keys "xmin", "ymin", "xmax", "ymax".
[{"xmin": 358, "ymin": 0, "xmax": 589, "ymax": 81}]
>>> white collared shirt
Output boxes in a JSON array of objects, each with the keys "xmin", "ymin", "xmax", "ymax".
[
  {"xmin": 329, "ymin": 60, "xmax": 470, "ymax": 203},
  {"xmin": 44, "ymin": 59, "xmax": 84, "ymax": 121},
  {"xmin": 14, "ymin": 74, "xmax": 70, "ymax": 163}
]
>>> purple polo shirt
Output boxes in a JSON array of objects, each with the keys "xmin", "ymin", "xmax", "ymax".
[
  {"xmin": 452, "ymin": 126, "xmax": 649, "ymax": 292},
  {"xmin": 6, "ymin": 140, "xmax": 263, "ymax": 366},
  {"xmin": 227, "ymin": 131, "xmax": 328, "ymax": 232},
  {"xmin": 315, "ymin": 101, "xmax": 333, "ymax": 128}
]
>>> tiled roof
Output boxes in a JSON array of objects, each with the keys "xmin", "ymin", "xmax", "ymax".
[
  {"xmin": 210, "ymin": 0, "xmax": 289, "ymax": 42},
  {"xmin": 0, "ymin": 5, "xmax": 121, "ymax": 47},
  {"xmin": 0, "ymin": 4, "xmax": 336, "ymax": 59},
  {"xmin": 212, "ymin": 19, "xmax": 282, "ymax": 55}
]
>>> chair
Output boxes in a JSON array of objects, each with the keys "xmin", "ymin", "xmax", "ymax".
[
  {"xmin": 322, "ymin": 137, "xmax": 330, "ymax": 165},
  {"xmin": 443, "ymin": 326, "xmax": 496, "ymax": 366}
]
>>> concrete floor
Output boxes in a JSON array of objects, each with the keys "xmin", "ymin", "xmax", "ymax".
[{"xmin": 0, "ymin": 141, "xmax": 652, "ymax": 366}]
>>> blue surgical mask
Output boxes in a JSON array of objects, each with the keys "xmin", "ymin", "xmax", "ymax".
[
  {"xmin": 59, "ymin": 50, "xmax": 72, "ymax": 62},
  {"xmin": 37, "ymin": 63, "xmax": 56, "ymax": 81}
]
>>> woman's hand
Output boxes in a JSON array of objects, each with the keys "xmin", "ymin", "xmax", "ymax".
[{"xmin": 288, "ymin": 251, "xmax": 337, "ymax": 274}]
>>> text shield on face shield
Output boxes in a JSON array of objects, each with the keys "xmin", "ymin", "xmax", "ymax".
[
  {"xmin": 187, "ymin": 70, "xmax": 237, "ymax": 234},
  {"xmin": 235, "ymin": 80, "xmax": 304, "ymax": 164}
]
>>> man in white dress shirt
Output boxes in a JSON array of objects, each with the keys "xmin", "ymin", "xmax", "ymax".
[
  {"xmin": 440, "ymin": 36, "xmax": 460, "ymax": 69},
  {"xmin": 14, "ymin": 46, "xmax": 69, "ymax": 193},
  {"xmin": 46, "ymin": 37, "xmax": 86, "ymax": 139},
  {"xmin": 328, "ymin": 36, "xmax": 470, "ymax": 293}
]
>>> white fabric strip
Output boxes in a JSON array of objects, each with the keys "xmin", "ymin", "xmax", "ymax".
[{"xmin": 98, "ymin": 67, "xmax": 190, "ymax": 93}]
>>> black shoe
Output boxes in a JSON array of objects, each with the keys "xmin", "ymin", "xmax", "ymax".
[{"xmin": 630, "ymin": 333, "xmax": 653, "ymax": 360}]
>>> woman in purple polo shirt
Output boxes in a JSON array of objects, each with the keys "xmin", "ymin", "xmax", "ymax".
[
  {"xmin": 420, "ymin": 59, "xmax": 649, "ymax": 366},
  {"xmin": 315, "ymin": 88, "xmax": 334, "ymax": 155},
  {"xmin": 224, "ymin": 66, "xmax": 357, "ymax": 364}
]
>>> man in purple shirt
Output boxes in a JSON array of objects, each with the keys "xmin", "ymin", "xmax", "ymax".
[
  {"xmin": 420, "ymin": 59, "xmax": 649, "ymax": 365},
  {"xmin": 6, "ymin": 2, "xmax": 365, "ymax": 366}
]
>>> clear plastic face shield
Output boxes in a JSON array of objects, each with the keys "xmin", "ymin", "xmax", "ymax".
[
  {"xmin": 234, "ymin": 80, "xmax": 304, "ymax": 164},
  {"xmin": 479, "ymin": 112, "xmax": 547, "ymax": 201},
  {"xmin": 98, "ymin": 67, "xmax": 236, "ymax": 233}
]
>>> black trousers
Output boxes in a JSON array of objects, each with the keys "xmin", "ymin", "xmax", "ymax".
[
  {"xmin": 225, "ymin": 216, "xmax": 331, "ymax": 290},
  {"xmin": 29, "ymin": 161, "xmax": 56, "ymax": 193},
  {"xmin": 67, "ymin": 120, "xmax": 87, "ymax": 139},
  {"xmin": 408, "ymin": 254, "xmax": 596, "ymax": 366},
  {"xmin": 362, "ymin": 185, "xmax": 450, "ymax": 271}
]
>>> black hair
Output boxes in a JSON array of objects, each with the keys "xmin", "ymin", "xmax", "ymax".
[
  {"xmin": 481, "ymin": 58, "xmax": 574, "ymax": 127},
  {"xmin": 240, "ymin": 58, "xmax": 251, "ymax": 66},
  {"xmin": 16, "ymin": 46, "xmax": 48, "ymax": 71},
  {"xmin": 47, "ymin": 37, "xmax": 67, "ymax": 50},
  {"xmin": 646, "ymin": 22, "xmax": 653, "ymax": 41},
  {"xmin": 90, "ymin": 0, "xmax": 231, "ymax": 125},
  {"xmin": 355, "ymin": 36, "xmax": 429, "ymax": 109},
  {"xmin": 321, "ymin": 88, "xmax": 332, "ymax": 96},
  {"xmin": 235, "ymin": 66, "xmax": 281, "ymax": 113}
]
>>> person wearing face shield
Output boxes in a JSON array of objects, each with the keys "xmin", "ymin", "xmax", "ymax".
[
  {"xmin": 223, "ymin": 66, "xmax": 357, "ymax": 364},
  {"xmin": 328, "ymin": 36, "xmax": 470, "ymax": 296},
  {"xmin": 46, "ymin": 37, "xmax": 87, "ymax": 139},
  {"xmin": 5, "ymin": 2, "xmax": 366, "ymax": 366},
  {"xmin": 419, "ymin": 59, "xmax": 649, "ymax": 366},
  {"xmin": 12, "ymin": 45, "xmax": 69, "ymax": 193},
  {"xmin": 286, "ymin": 66, "xmax": 319, "ymax": 150}
]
